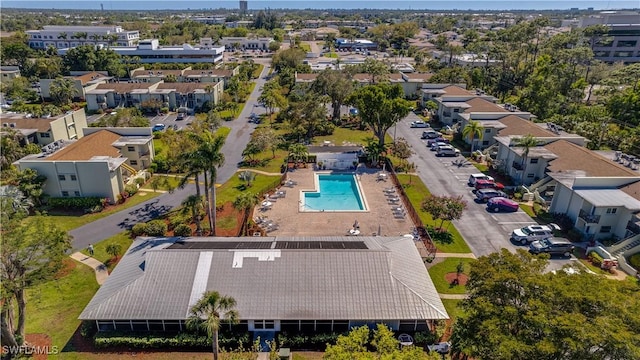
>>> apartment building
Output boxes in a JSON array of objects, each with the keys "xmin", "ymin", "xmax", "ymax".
[
  {"xmin": 130, "ymin": 67, "xmax": 237, "ymax": 86},
  {"xmin": 40, "ymin": 71, "xmax": 112, "ymax": 101},
  {"xmin": 0, "ymin": 108, "xmax": 88, "ymax": 146},
  {"xmin": 15, "ymin": 127, "xmax": 154, "ymax": 202},
  {"xmin": 26, "ymin": 25, "xmax": 139, "ymax": 50},
  {"xmin": 219, "ymin": 37, "xmax": 275, "ymax": 50}
]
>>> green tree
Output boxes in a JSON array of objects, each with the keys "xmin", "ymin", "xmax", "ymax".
[
  {"xmin": 0, "ymin": 185, "xmax": 33, "ymax": 224},
  {"xmin": 451, "ymin": 249, "xmax": 640, "ymax": 360},
  {"xmin": 49, "ymin": 77, "xmax": 77, "ymax": 106},
  {"xmin": 312, "ymin": 69, "xmax": 354, "ymax": 120},
  {"xmin": 181, "ymin": 194, "xmax": 204, "ymax": 234},
  {"xmin": 514, "ymin": 134, "xmax": 538, "ymax": 184},
  {"xmin": 238, "ymin": 170, "xmax": 256, "ymax": 188},
  {"xmin": 462, "ymin": 120, "xmax": 484, "ymax": 152},
  {"xmin": 186, "ymin": 291, "xmax": 239, "ymax": 360},
  {"xmin": 348, "ymin": 84, "xmax": 411, "ymax": 147},
  {"xmin": 1, "ymin": 217, "xmax": 71, "ymax": 349},
  {"xmin": 15, "ymin": 168, "xmax": 46, "ymax": 206},
  {"xmin": 421, "ymin": 194, "xmax": 468, "ymax": 230},
  {"xmin": 105, "ymin": 243, "xmax": 122, "ymax": 260},
  {"xmin": 271, "ymin": 47, "xmax": 306, "ymax": 72},
  {"xmin": 287, "ymin": 143, "xmax": 309, "ymax": 163},
  {"xmin": 191, "ymin": 131, "xmax": 226, "ymax": 236}
]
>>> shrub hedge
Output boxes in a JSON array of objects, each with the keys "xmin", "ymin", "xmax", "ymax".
[
  {"xmin": 48, "ymin": 197, "xmax": 103, "ymax": 209},
  {"xmin": 174, "ymin": 224, "xmax": 192, "ymax": 237},
  {"xmin": 588, "ymin": 251, "xmax": 604, "ymax": 268},
  {"xmin": 94, "ymin": 331, "xmax": 251, "ymax": 350}
]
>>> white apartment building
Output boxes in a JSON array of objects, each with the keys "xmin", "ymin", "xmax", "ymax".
[
  {"xmin": 27, "ymin": 25, "xmax": 139, "ymax": 50},
  {"xmin": 0, "ymin": 108, "xmax": 88, "ymax": 146},
  {"xmin": 579, "ymin": 11, "xmax": 640, "ymax": 63},
  {"xmin": 219, "ymin": 37, "xmax": 275, "ymax": 50}
]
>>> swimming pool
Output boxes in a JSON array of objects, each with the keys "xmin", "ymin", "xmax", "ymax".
[{"xmin": 301, "ymin": 174, "xmax": 367, "ymax": 212}]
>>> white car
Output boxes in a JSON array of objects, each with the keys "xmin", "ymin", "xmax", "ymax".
[
  {"xmin": 410, "ymin": 120, "xmax": 429, "ymax": 128},
  {"xmin": 430, "ymin": 142, "xmax": 447, "ymax": 151},
  {"xmin": 511, "ymin": 224, "xmax": 560, "ymax": 245}
]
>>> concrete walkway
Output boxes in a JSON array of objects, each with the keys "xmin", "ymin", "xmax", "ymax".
[
  {"xmin": 256, "ymin": 353, "xmax": 269, "ymax": 360},
  {"xmin": 435, "ymin": 252, "xmax": 477, "ymax": 259},
  {"xmin": 439, "ymin": 294, "xmax": 469, "ymax": 300},
  {"xmin": 69, "ymin": 252, "xmax": 109, "ymax": 285}
]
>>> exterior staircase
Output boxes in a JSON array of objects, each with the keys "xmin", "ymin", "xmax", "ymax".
[{"xmin": 609, "ymin": 233, "xmax": 640, "ymax": 258}]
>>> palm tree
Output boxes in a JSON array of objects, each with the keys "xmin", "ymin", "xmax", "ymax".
[
  {"xmin": 49, "ymin": 77, "xmax": 78, "ymax": 105},
  {"xmin": 462, "ymin": 120, "xmax": 484, "ymax": 153},
  {"xmin": 288, "ymin": 143, "xmax": 309, "ymax": 165},
  {"xmin": 178, "ymin": 152, "xmax": 206, "ymax": 235},
  {"xmin": 0, "ymin": 185, "xmax": 33, "ymax": 220},
  {"xmin": 181, "ymin": 194, "xmax": 204, "ymax": 234},
  {"xmin": 364, "ymin": 139, "xmax": 387, "ymax": 166},
  {"xmin": 105, "ymin": 243, "xmax": 122, "ymax": 261},
  {"xmin": 191, "ymin": 132, "xmax": 226, "ymax": 236},
  {"xmin": 515, "ymin": 134, "xmax": 539, "ymax": 185},
  {"xmin": 233, "ymin": 192, "xmax": 259, "ymax": 234},
  {"xmin": 90, "ymin": 33, "xmax": 101, "ymax": 44},
  {"xmin": 186, "ymin": 291, "xmax": 239, "ymax": 360}
]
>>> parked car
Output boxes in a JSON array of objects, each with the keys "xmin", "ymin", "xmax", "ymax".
[
  {"xmin": 487, "ymin": 197, "xmax": 519, "ymax": 212},
  {"xmin": 529, "ymin": 237, "xmax": 575, "ymax": 257},
  {"xmin": 410, "ymin": 120, "xmax": 429, "ymax": 128},
  {"xmin": 476, "ymin": 189, "xmax": 508, "ymax": 202},
  {"xmin": 430, "ymin": 142, "xmax": 448, "ymax": 151},
  {"xmin": 474, "ymin": 179, "xmax": 505, "ymax": 191},
  {"xmin": 349, "ymin": 108, "xmax": 359, "ymax": 116},
  {"xmin": 152, "ymin": 124, "xmax": 166, "ymax": 132},
  {"xmin": 436, "ymin": 145, "xmax": 460, "ymax": 157},
  {"xmin": 421, "ymin": 130, "xmax": 440, "ymax": 139},
  {"xmin": 511, "ymin": 224, "xmax": 560, "ymax": 245},
  {"xmin": 426, "ymin": 137, "xmax": 449, "ymax": 147},
  {"xmin": 176, "ymin": 112, "xmax": 185, "ymax": 120},
  {"xmin": 468, "ymin": 173, "xmax": 494, "ymax": 186}
]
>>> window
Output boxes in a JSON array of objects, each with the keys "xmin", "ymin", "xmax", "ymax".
[
  {"xmin": 453, "ymin": 108, "xmax": 459, "ymax": 113},
  {"xmin": 527, "ymin": 173, "xmax": 535, "ymax": 178},
  {"xmin": 606, "ymin": 208, "xmax": 617, "ymax": 214},
  {"xmin": 614, "ymin": 51, "xmax": 633, "ymax": 58},
  {"xmin": 600, "ymin": 226, "xmax": 612, "ymax": 233},
  {"xmin": 127, "ymin": 146, "xmax": 135, "ymax": 152},
  {"xmin": 40, "ymin": 132, "xmax": 51, "ymax": 138},
  {"xmin": 70, "ymin": 174, "xmax": 77, "ymax": 181},
  {"xmin": 617, "ymin": 40, "xmax": 637, "ymax": 47},
  {"xmin": 61, "ymin": 191, "xmax": 69, "ymax": 197},
  {"xmin": 485, "ymin": 128, "xmax": 491, "ymax": 133},
  {"xmin": 58, "ymin": 175, "xmax": 66, "ymax": 181},
  {"xmin": 254, "ymin": 320, "xmax": 275, "ymax": 330},
  {"xmin": 482, "ymin": 140, "xmax": 489, "ymax": 146},
  {"xmin": 530, "ymin": 158, "xmax": 538, "ymax": 164},
  {"xmin": 74, "ymin": 191, "xmax": 80, "ymax": 196},
  {"xmin": 130, "ymin": 160, "xmax": 138, "ymax": 166}
]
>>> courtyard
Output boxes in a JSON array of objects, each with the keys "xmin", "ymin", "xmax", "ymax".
[{"xmin": 254, "ymin": 166, "xmax": 416, "ymax": 237}]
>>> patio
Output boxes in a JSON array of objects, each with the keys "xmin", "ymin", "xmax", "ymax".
[{"xmin": 254, "ymin": 167, "xmax": 416, "ymax": 237}]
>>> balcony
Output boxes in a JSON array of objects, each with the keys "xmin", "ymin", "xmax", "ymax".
[
  {"xmin": 512, "ymin": 161, "xmax": 524, "ymax": 170},
  {"xmin": 579, "ymin": 209, "xmax": 601, "ymax": 224},
  {"xmin": 627, "ymin": 219, "xmax": 640, "ymax": 235},
  {"xmin": 443, "ymin": 112, "xmax": 451, "ymax": 117}
]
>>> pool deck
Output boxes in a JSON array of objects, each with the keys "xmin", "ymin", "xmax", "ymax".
[{"xmin": 255, "ymin": 167, "xmax": 416, "ymax": 237}]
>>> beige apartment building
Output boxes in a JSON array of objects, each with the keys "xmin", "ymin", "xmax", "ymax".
[
  {"xmin": 40, "ymin": 72, "xmax": 112, "ymax": 101},
  {"xmin": 0, "ymin": 108, "xmax": 88, "ymax": 146},
  {"xmin": 15, "ymin": 127, "xmax": 154, "ymax": 202}
]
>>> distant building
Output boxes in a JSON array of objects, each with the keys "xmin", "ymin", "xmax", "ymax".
[
  {"xmin": 0, "ymin": 108, "xmax": 88, "ymax": 146},
  {"xmin": 219, "ymin": 37, "xmax": 274, "ymax": 50},
  {"xmin": 0, "ymin": 66, "xmax": 21, "ymax": 81},
  {"xmin": 57, "ymin": 38, "xmax": 225, "ymax": 64},
  {"xmin": 239, "ymin": 0, "xmax": 248, "ymax": 12},
  {"xmin": 579, "ymin": 11, "xmax": 640, "ymax": 63},
  {"xmin": 335, "ymin": 38, "xmax": 378, "ymax": 50},
  {"xmin": 26, "ymin": 25, "xmax": 139, "ymax": 50}
]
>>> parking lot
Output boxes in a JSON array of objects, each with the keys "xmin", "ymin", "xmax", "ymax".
[{"xmin": 394, "ymin": 113, "xmax": 577, "ymax": 272}]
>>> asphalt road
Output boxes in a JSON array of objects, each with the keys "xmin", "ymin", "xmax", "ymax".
[
  {"xmin": 69, "ymin": 64, "xmax": 271, "ymax": 250},
  {"xmin": 394, "ymin": 113, "xmax": 576, "ymax": 271}
]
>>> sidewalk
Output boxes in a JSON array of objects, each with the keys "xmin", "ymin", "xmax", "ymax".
[
  {"xmin": 439, "ymin": 294, "xmax": 469, "ymax": 300},
  {"xmin": 69, "ymin": 252, "xmax": 109, "ymax": 285},
  {"xmin": 435, "ymin": 253, "xmax": 477, "ymax": 259}
]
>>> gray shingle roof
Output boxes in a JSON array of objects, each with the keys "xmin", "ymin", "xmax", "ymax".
[{"xmin": 79, "ymin": 236, "xmax": 448, "ymax": 321}]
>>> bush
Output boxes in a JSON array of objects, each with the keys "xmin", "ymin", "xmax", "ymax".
[
  {"xmin": 551, "ymin": 212, "xmax": 574, "ymax": 232},
  {"xmin": 168, "ymin": 213, "xmax": 190, "ymax": 230},
  {"xmin": 174, "ymin": 224, "xmax": 192, "ymax": 237},
  {"xmin": 135, "ymin": 177, "xmax": 146, "ymax": 185},
  {"xmin": 628, "ymin": 253, "xmax": 640, "ymax": 270},
  {"xmin": 145, "ymin": 220, "xmax": 167, "ymax": 236},
  {"xmin": 48, "ymin": 197, "xmax": 102, "ymax": 209},
  {"xmin": 94, "ymin": 331, "xmax": 252, "ymax": 350},
  {"xmin": 131, "ymin": 223, "xmax": 148, "ymax": 237},
  {"xmin": 125, "ymin": 184, "xmax": 139, "ymax": 196},
  {"xmin": 588, "ymin": 251, "xmax": 604, "ymax": 267}
]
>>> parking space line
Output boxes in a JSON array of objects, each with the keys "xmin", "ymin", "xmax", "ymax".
[{"xmin": 497, "ymin": 221, "xmax": 535, "ymax": 225}]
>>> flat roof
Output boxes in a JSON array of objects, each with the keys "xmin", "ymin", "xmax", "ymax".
[
  {"xmin": 79, "ymin": 236, "xmax": 448, "ymax": 321},
  {"xmin": 574, "ymin": 189, "xmax": 640, "ymax": 210}
]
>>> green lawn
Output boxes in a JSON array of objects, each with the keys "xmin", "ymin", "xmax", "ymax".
[
  {"xmin": 429, "ymin": 258, "xmax": 475, "ymax": 294},
  {"xmin": 252, "ymin": 63, "xmax": 264, "ymax": 78},
  {"xmin": 472, "ymin": 162, "xmax": 489, "ymax": 172},
  {"xmin": 520, "ymin": 203, "xmax": 535, "ymax": 217},
  {"xmin": 216, "ymin": 172, "xmax": 282, "ymax": 206},
  {"xmin": 80, "ymin": 232, "xmax": 133, "ymax": 272},
  {"xmin": 241, "ymin": 149, "xmax": 289, "ymax": 174},
  {"xmin": 441, "ymin": 299, "xmax": 464, "ymax": 320},
  {"xmin": 25, "ymin": 259, "xmax": 99, "ymax": 355},
  {"xmin": 323, "ymin": 52, "xmax": 338, "ymax": 58},
  {"xmin": 299, "ymin": 43, "xmax": 311, "ymax": 52},
  {"xmin": 36, "ymin": 191, "xmax": 161, "ymax": 232},
  {"xmin": 313, "ymin": 127, "xmax": 374, "ymax": 146},
  {"xmin": 140, "ymin": 174, "xmax": 182, "ymax": 191},
  {"xmin": 396, "ymin": 174, "xmax": 471, "ymax": 253}
]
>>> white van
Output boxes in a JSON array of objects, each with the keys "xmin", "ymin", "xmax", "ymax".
[
  {"xmin": 436, "ymin": 145, "xmax": 460, "ymax": 157},
  {"xmin": 468, "ymin": 173, "xmax": 494, "ymax": 187}
]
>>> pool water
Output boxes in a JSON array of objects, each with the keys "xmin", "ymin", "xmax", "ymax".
[{"xmin": 303, "ymin": 174, "xmax": 365, "ymax": 211}]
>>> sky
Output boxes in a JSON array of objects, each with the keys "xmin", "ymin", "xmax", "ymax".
[{"xmin": 1, "ymin": 0, "xmax": 639, "ymax": 11}]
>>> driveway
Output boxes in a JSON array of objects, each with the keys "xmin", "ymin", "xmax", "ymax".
[
  {"xmin": 393, "ymin": 113, "xmax": 576, "ymax": 271},
  {"xmin": 69, "ymin": 64, "xmax": 272, "ymax": 250}
]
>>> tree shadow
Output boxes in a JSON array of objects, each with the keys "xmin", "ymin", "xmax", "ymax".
[{"xmin": 427, "ymin": 227, "xmax": 454, "ymax": 245}]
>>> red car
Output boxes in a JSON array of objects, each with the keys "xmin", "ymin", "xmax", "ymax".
[
  {"xmin": 487, "ymin": 197, "xmax": 519, "ymax": 213},
  {"xmin": 475, "ymin": 179, "xmax": 505, "ymax": 191}
]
